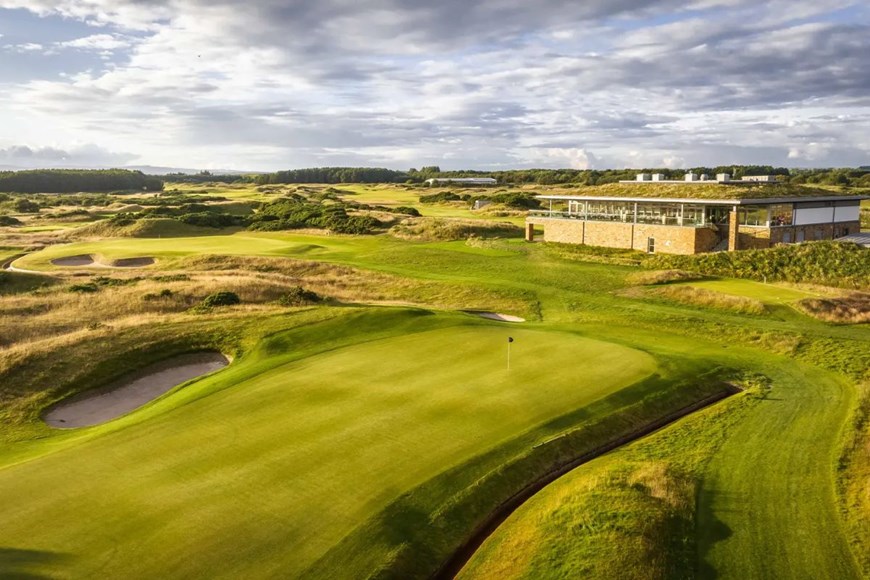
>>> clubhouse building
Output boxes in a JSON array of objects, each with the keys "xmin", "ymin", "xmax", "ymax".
[{"xmin": 525, "ymin": 175, "xmax": 865, "ymax": 255}]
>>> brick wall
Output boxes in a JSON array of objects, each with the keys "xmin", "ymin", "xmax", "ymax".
[{"xmin": 526, "ymin": 217, "xmax": 715, "ymax": 254}]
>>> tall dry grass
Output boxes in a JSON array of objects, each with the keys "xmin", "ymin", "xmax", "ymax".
[
  {"xmin": 796, "ymin": 293, "xmax": 870, "ymax": 324},
  {"xmin": 0, "ymin": 255, "xmax": 532, "ymax": 354},
  {"xmin": 652, "ymin": 285, "xmax": 766, "ymax": 315}
]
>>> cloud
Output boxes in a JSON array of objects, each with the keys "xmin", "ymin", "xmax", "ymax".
[
  {"xmin": 0, "ymin": 0, "xmax": 867, "ymax": 169},
  {"xmin": 0, "ymin": 144, "xmax": 138, "ymax": 168}
]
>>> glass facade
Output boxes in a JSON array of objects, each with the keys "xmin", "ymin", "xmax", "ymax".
[{"xmin": 535, "ymin": 199, "xmax": 797, "ymax": 229}]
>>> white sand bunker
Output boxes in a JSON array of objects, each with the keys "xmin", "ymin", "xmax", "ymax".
[
  {"xmin": 112, "ymin": 257, "xmax": 155, "ymax": 268},
  {"xmin": 44, "ymin": 352, "xmax": 229, "ymax": 428},
  {"xmin": 51, "ymin": 254, "xmax": 95, "ymax": 267},
  {"xmin": 468, "ymin": 311, "xmax": 526, "ymax": 323}
]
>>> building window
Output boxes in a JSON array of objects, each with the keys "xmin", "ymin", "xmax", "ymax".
[
  {"xmin": 739, "ymin": 206, "xmax": 768, "ymax": 226},
  {"xmin": 647, "ymin": 237, "xmax": 655, "ymax": 253},
  {"xmin": 769, "ymin": 203, "xmax": 793, "ymax": 226}
]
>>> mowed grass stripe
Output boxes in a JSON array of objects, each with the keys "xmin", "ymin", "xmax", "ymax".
[
  {"xmin": 697, "ymin": 363, "xmax": 859, "ymax": 579},
  {"xmin": 0, "ymin": 322, "xmax": 655, "ymax": 578}
]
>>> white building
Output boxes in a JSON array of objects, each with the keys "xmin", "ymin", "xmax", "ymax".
[{"xmin": 424, "ymin": 177, "xmax": 497, "ymax": 186}]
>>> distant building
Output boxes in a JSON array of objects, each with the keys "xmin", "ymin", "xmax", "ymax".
[
  {"xmin": 424, "ymin": 177, "xmax": 497, "ymax": 186},
  {"xmin": 525, "ymin": 186, "xmax": 865, "ymax": 255},
  {"xmin": 621, "ymin": 172, "xmax": 777, "ymax": 184}
]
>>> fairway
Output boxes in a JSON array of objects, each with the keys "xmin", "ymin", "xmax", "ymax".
[
  {"xmin": 672, "ymin": 278, "xmax": 823, "ymax": 303},
  {"xmin": 0, "ymin": 315, "xmax": 656, "ymax": 578}
]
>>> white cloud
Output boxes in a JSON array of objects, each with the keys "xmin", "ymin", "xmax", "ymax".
[{"xmin": 0, "ymin": 0, "xmax": 867, "ymax": 169}]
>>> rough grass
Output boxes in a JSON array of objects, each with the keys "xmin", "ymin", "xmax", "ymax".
[
  {"xmin": 389, "ymin": 217, "xmax": 522, "ymax": 241},
  {"xmin": 838, "ymin": 382, "xmax": 870, "ymax": 576},
  {"xmin": 0, "ymin": 255, "xmax": 534, "ymax": 350},
  {"xmin": 627, "ymin": 269, "xmax": 704, "ymax": 285},
  {"xmin": 797, "ymin": 293, "xmax": 870, "ymax": 324},
  {"xmin": 651, "ymin": 285, "xmax": 767, "ymax": 315},
  {"xmin": 647, "ymin": 241, "xmax": 870, "ymax": 290}
]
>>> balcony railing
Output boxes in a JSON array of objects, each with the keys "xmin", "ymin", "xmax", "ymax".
[{"xmin": 528, "ymin": 210, "xmax": 716, "ymax": 228}]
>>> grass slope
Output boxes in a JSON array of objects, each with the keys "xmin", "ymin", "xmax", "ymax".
[
  {"xmin": 461, "ymin": 360, "xmax": 861, "ymax": 579},
  {"xmin": 0, "ymin": 310, "xmax": 658, "ymax": 578}
]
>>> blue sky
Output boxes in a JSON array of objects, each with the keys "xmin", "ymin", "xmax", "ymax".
[{"xmin": 0, "ymin": 0, "xmax": 868, "ymax": 171}]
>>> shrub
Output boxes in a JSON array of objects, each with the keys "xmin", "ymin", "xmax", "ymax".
[
  {"xmin": 200, "ymin": 291, "xmax": 241, "ymax": 308},
  {"xmin": 278, "ymin": 286, "xmax": 322, "ymax": 306},
  {"xmin": 0, "ymin": 215, "xmax": 22, "ymax": 226},
  {"xmin": 14, "ymin": 199, "xmax": 40, "ymax": 213},
  {"xmin": 68, "ymin": 283, "xmax": 99, "ymax": 293},
  {"xmin": 143, "ymin": 289, "xmax": 174, "ymax": 301},
  {"xmin": 419, "ymin": 191, "xmax": 461, "ymax": 203}
]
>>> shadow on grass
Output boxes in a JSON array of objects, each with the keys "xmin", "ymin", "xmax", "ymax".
[
  {"xmin": 696, "ymin": 487, "xmax": 735, "ymax": 579},
  {"xmin": 0, "ymin": 547, "xmax": 73, "ymax": 579}
]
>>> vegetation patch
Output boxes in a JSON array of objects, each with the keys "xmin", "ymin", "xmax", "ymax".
[
  {"xmin": 627, "ymin": 269, "xmax": 704, "ymax": 285},
  {"xmin": 249, "ymin": 197, "xmax": 383, "ymax": 234},
  {"xmin": 199, "ymin": 291, "xmax": 241, "ymax": 308},
  {"xmin": 796, "ymin": 293, "xmax": 870, "ymax": 324},
  {"xmin": 647, "ymin": 241, "xmax": 870, "ymax": 289},
  {"xmin": 650, "ymin": 285, "xmax": 767, "ymax": 315},
  {"xmin": 277, "ymin": 286, "xmax": 322, "ymax": 306},
  {"xmin": 389, "ymin": 217, "xmax": 522, "ymax": 241}
]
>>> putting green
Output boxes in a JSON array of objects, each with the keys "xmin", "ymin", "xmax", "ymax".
[
  {"xmin": 0, "ymin": 316, "xmax": 656, "ymax": 578},
  {"xmin": 672, "ymin": 279, "xmax": 822, "ymax": 303}
]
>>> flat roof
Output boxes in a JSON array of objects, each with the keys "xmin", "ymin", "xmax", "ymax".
[{"xmin": 536, "ymin": 194, "xmax": 867, "ymax": 205}]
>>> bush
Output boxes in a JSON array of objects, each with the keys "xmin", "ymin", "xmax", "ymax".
[
  {"xmin": 0, "ymin": 215, "xmax": 22, "ymax": 226},
  {"xmin": 200, "ymin": 291, "xmax": 241, "ymax": 308},
  {"xmin": 278, "ymin": 286, "xmax": 322, "ymax": 306},
  {"xmin": 68, "ymin": 283, "xmax": 99, "ymax": 293},
  {"xmin": 143, "ymin": 289, "xmax": 174, "ymax": 301},
  {"xmin": 14, "ymin": 199, "xmax": 40, "ymax": 213},
  {"xmin": 419, "ymin": 191, "xmax": 462, "ymax": 203}
]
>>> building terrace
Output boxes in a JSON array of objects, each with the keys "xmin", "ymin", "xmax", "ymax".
[{"xmin": 526, "ymin": 182, "xmax": 866, "ymax": 255}]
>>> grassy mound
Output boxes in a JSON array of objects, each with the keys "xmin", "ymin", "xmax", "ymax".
[
  {"xmin": 76, "ymin": 217, "xmax": 231, "ymax": 238},
  {"xmin": 389, "ymin": 217, "xmax": 522, "ymax": 241},
  {"xmin": 647, "ymin": 241, "xmax": 870, "ymax": 289}
]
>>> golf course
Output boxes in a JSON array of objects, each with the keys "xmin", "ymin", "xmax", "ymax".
[{"xmin": 1, "ymin": 179, "xmax": 868, "ymax": 579}]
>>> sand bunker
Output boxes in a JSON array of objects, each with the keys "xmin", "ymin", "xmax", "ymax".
[
  {"xmin": 44, "ymin": 352, "xmax": 229, "ymax": 428},
  {"xmin": 112, "ymin": 257, "xmax": 155, "ymax": 268},
  {"xmin": 469, "ymin": 311, "xmax": 526, "ymax": 323},
  {"xmin": 50, "ymin": 255, "xmax": 155, "ymax": 268},
  {"xmin": 51, "ymin": 254, "xmax": 95, "ymax": 267}
]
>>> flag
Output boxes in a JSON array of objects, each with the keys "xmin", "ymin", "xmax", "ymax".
[{"xmin": 508, "ymin": 337, "xmax": 514, "ymax": 343}]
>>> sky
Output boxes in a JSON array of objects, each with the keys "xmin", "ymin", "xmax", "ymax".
[{"xmin": 0, "ymin": 0, "xmax": 868, "ymax": 172}]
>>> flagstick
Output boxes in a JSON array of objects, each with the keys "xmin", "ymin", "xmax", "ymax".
[{"xmin": 507, "ymin": 340, "xmax": 511, "ymax": 371}]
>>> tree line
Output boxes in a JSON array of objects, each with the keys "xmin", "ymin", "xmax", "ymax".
[
  {"xmin": 252, "ymin": 165, "xmax": 870, "ymax": 187},
  {"xmin": 0, "ymin": 169, "xmax": 164, "ymax": 193}
]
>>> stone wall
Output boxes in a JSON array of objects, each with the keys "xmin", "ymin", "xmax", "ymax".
[{"xmin": 527, "ymin": 217, "xmax": 717, "ymax": 255}]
